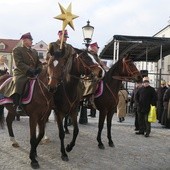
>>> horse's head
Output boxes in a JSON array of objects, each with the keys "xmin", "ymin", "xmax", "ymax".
[
  {"xmin": 112, "ymin": 54, "xmax": 142, "ymax": 82},
  {"xmin": 73, "ymin": 49, "xmax": 105, "ymax": 80},
  {"xmin": 47, "ymin": 55, "xmax": 66, "ymax": 92},
  {"xmin": 47, "ymin": 48, "xmax": 105, "ymax": 91}
]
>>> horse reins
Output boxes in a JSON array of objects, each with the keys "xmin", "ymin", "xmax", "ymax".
[
  {"xmin": 76, "ymin": 53, "xmax": 99, "ymax": 76},
  {"xmin": 34, "ymin": 76, "xmax": 53, "ymax": 121},
  {"xmin": 105, "ymin": 83, "xmax": 118, "ymax": 105}
]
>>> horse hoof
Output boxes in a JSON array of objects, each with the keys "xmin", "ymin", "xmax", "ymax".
[
  {"xmin": 61, "ymin": 155, "xmax": 69, "ymax": 161},
  {"xmin": 12, "ymin": 142, "xmax": 19, "ymax": 148},
  {"xmin": 98, "ymin": 144, "xmax": 105, "ymax": 149},
  {"xmin": 40, "ymin": 138, "xmax": 51, "ymax": 145},
  {"xmin": 109, "ymin": 143, "xmax": 115, "ymax": 147},
  {"xmin": 31, "ymin": 161, "xmax": 40, "ymax": 169},
  {"xmin": 109, "ymin": 142, "xmax": 115, "ymax": 147},
  {"xmin": 66, "ymin": 144, "xmax": 72, "ymax": 152}
]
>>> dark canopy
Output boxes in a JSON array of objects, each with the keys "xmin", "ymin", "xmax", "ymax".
[{"xmin": 99, "ymin": 35, "xmax": 170, "ymax": 62}]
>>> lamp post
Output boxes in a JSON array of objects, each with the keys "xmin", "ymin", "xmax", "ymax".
[
  {"xmin": 82, "ymin": 20, "xmax": 94, "ymax": 49},
  {"xmin": 79, "ymin": 21, "xmax": 94, "ymax": 125}
]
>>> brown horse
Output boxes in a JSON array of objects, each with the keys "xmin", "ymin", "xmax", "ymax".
[
  {"xmin": 94, "ymin": 54, "xmax": 142, "ymax": 149},
  {"xmin": 0, "ymin": 65, "xmax": 54, "ymax": 169},
  {"xmin": 49, "ymin": 49, "xmax": 105, "ymax": 161}
]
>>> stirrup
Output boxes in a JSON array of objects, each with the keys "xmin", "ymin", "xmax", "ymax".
[{"xmin": 16, "ymin": 106, "xmax": 23, "ymax": 114}]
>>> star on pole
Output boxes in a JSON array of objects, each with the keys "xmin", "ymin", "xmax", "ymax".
[{"xmin": 54, "ymin": 3, "xmax": 79, "ymax": 49}]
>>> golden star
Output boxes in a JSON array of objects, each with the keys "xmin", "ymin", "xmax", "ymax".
[{"xmin": 54, "ymin": 3, "xmax": 79, "ymax": 30}]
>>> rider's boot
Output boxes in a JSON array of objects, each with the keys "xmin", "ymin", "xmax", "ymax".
[
  {"xmin": 12, "ymin": 93, "xmax": 22, "ymax": 114},
  {"xmin": 86, "ymin": 94, "xmax": 96, "ymax": 109}
]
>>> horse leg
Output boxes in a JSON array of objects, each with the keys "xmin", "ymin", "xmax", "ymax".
[
  {"xmin": 29, "ymin": 118, "xmax": 40, "ymax": 169},
  {"xmin": 64, "ymin": 115, "xmax": 70, "ymax": 134},
  {"xmin": 107, "ymin": 110, "xmax": 115, "ymax": 147},
  {"xmin": 97, "ymin": 111, "xmax": 106, "ymax": 149},
  {"xmin": 66, "ymin": 113, "xmax": 79, "ymax": 152},
  {"xmin": 37, "ymin": 120, "xmax": 49, "ymax": 145},
  {"xmin": 56, "ymin": 112, "xmax": 68, "ymax": 161},
  {"xmin": 6, "ymin": 111, "xmax": 19, "ymax": 147},
  {"xmin": 38, "ymin": 123, "xmax": 50, "ymax": 144},
  {"xmin": 0, "ymin": 105, "xmax": 4, "ymax": 129}
]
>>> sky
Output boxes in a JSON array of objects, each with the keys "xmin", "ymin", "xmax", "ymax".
[{"xmin": 0, "ymin": 0, "xmax": 170, "ymax": 52}]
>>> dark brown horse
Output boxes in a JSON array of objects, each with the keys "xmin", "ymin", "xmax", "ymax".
[
  {"xmin": 94, "ymin": 54, "xmax": 142, "ymax": 149},
  {"xmin": 49, "ymin": 49, "xmax": 105, "ymax": 161}
]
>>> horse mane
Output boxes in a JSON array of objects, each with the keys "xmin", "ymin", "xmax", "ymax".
[
  {"xmin": 37, "ymin": 63, "xmax": 48, "ymax": 83},
  {"xmin": 104, "ymin": 58, "xmax": 122, "ymax": 83},
  {"xmin": 73, "ymin": 47, "xmax": 86, "ymax": 54},
  {"xmin": 63, "ymin": 56, "xmax": 73, "ymax": 82},
  {"xmin": 63, "ymin": 48, "xmax": 87, "ymax": 82}
]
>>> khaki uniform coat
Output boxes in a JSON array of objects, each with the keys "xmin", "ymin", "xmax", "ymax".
[
  {"xmin": 117, "ymin": 89, "xmax": 128, "ymax": 118},
  {"xmin": 0, "ymin": 46, "xmax": 42, "ymax": 97},
  {"xmin": 47, "ymin": 40, "xmax": 74, "ymax": 61}
]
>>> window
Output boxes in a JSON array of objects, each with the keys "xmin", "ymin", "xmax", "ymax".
[
  {"xmin": 39, "ymin": 44, "xmax": 43, "ymax": 48},
  {"xmin": 161, "ymin": 59, "xmax": 164, "ymax": 69},
  {"xmin": 168, "ymin": 65, "xmax": 170, "ymax": 71},
  {"xmin": 38, "ymin": 52, "xmax": 43, "ymax": 59},
  {"xmin": 0, "ymin": 42, "xmax": 5, "ymax": 50}
]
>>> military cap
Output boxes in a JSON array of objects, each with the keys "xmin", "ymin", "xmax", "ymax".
[{"xmin": 20, "ymin": 32, "xmax": 33, "ymax": 40}]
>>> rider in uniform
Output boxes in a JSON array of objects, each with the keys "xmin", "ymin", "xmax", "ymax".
[
  {"xmin": 47, "ymin": 30, "xmax": 75, "ymax": 61},
  {"xmin": 83, "ymin": 42, "xmax": 109, "ymax": 108},
  {"xmin": 0, "ymin": 32, "xmax": 42, "ymax": 114}
]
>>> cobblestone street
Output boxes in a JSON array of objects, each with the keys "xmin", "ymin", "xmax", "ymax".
[{"xmin": 0, "ymin": 110, "xmax": 170, "ymax": 170}]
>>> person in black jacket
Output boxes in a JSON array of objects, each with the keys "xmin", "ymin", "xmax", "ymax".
[
  {"xmin": 156, "ymin": 80, "xmax": 168, "ymax": 123},
  {"xmin": 162, "ymin": 81, "xmax": 170, "ymax": 128},
  {"xmin": 130, "ymin": 81, "xmax": 143, "ymax": 130},
  {"xmin": 135, "ymin": 77, "xmax": 157, "ymax": 137}
]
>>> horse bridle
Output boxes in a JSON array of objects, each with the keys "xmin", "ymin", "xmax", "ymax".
[
  {"xmin": 112, "ymin": 58, "xmax": 139, "ymax": 81},
  {"xmin": 76, "ymin": 52, "xmax": 100, "ymax": 76}
]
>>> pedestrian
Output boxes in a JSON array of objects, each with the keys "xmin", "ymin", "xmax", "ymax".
[
  {"xmin": 0, "ymin": 32, "xmax": 42, "ymax": 114},
  {"xmin": 135, "ymin": 77, "xmax": 157, "ymax": 137},
  {"xmin": 161, "ymin": 81, "xmax": 170, "ymax": 128},
  {"xmin": 130, "ymin": 81, "xmax": 143, "ymax": 130},
  {"xmin": 156, "ymin": 80, "xmax": 168, "ymax": 123},
  {"xmin": 117, "ymin": 83, "xmax": 128, "ymax": 122}
]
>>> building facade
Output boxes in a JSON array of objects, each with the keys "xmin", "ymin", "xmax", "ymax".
[
  {"xmin": 154, "ymin": 24, "xmax": 170, "ymax": 84},
  {"xmin": 0, "ymin": 39, "xmax": 20, "ymax": 73},
  {"xmin": 32, "ymin": 40, "xmax": 48, "ymax": 63},
  {"xmin": 0, "ymin": 39, "xmax": 48, "ymax": 74}
]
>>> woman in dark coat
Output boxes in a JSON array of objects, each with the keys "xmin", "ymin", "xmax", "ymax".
[
  {"xmin": 161, "ymin": 81, "xmax": 170, "ymax": 128},
  {"xmin": 156, "ymin": 80, "xmax": 168, "ymax": 123}
]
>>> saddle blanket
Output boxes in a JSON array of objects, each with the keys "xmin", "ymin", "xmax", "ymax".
[
  {"xmin": 94, "ymin": 80, "xmax": 103, "ymax": 98},
  {"xmin": 0, "ymin": 78, "xmax": 36, "ymax": 105}
]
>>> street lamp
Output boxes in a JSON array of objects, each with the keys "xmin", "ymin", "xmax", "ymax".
[
  {"xmin": 82, "ymin": 20, "xmax": 94, "ymax": 49},
  {"xmin": 79, "ymin": 21, "xmax": 94, "ymax": 125}
]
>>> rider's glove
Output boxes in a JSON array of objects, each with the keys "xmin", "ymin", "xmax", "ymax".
[
  {"xmin": 26, "ymin": 69, "xmax": 35, "ymax": 77},
  {"xmin": 34, "ymin": 68, "xmax": 42, "ymax": 75},
  {"xmin": 54, "ymin": 50, "xmax": 62, "ymax": 58}
]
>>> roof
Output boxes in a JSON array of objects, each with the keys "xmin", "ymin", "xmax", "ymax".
[
  {"xmin": 0, "ymin": 39, "xmax": 20, "ymax": 53},
  {"xmin": 99, "ymin": 35, "xmax": 170, "ymax": 62}
]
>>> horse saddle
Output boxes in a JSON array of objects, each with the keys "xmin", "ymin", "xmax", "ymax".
[{"xmin": 0, "ymin": 77, "xmax": 36, "ymax": 105}]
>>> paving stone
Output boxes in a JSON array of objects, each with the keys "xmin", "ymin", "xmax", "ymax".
[{"xmin": 0, "ymin": 110, "xmax": 169, "ymax": 170}]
